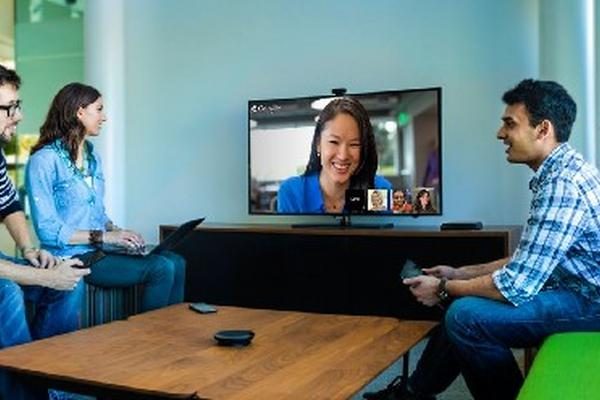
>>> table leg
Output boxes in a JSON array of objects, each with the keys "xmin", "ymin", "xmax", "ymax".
[{"xmin": 402, "ymin": 349, "xmax": 410, "ymax": 380}]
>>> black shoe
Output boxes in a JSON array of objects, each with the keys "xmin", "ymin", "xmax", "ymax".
[{"xmin": 362, "ymin": 376, "xmax": 436, "ymax": 400}]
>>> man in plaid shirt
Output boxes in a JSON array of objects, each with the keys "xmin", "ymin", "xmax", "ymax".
[{"xmin": 364, "ymin": 80, "xmax": 600, "ymax": 400}]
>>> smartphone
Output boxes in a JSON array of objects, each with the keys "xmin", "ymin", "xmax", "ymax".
[
  {"xmin": 72, "ymin": 250, "xmax": 106, "ymax": 268},
  {"xmin": 400, "ymin": 259, "xmax": 423, "ymax": 280},
  {"xmin": 189, "ymin": 302, "xmax": 217, "ymax": 314}
]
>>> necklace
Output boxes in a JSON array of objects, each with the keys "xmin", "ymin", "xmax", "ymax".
[
  {"xmin": 319, "ymin": 175, "xmax": 348, "ymax": 212},
  {"xmin": 53, "ymin": 140, "xmax": 97, "ymax": 203},
  {"xmin": 54, "ymin": 141, "xmax": 93, "ymax": 179},
  {"xmin": 78, "ymin": 156, "xmax": 89, "ymax": 175},
  {"xmin": 322, "ymin": 191, "xmax": 345, "ymax": 212}
]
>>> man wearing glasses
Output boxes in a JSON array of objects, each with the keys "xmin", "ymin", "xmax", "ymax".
[{"xmin": 0, "ymin": 65, "xmax": 90, "ymax": 399}]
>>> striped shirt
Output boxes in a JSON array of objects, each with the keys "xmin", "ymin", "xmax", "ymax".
[
  {"xmin": 0, "ymin": 151, "xmax": 22, "ymax": 218},
  {"xmin": 493, "ymin": 143, "xmax": 600, "ymax": 306}
]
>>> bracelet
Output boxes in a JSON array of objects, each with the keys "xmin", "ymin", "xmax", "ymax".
[
  {"xmin": 20, "ymin": 246, "xmax": 39, "ymax": 256},
  {"xmin": 89, "ymin": 230, "xmax": 104, "ymax": 247}
]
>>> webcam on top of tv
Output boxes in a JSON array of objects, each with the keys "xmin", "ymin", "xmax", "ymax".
[{"xmin": 332, "ymin": 88, "xmax": 347, "ymax": 96}]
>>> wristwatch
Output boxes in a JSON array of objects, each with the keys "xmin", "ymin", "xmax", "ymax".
[{"xmin": 437, "ymin": 278, "xmax": 450, "ymax": 302}]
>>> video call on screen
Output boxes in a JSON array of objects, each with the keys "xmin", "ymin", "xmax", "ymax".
[{"xmin": 249, "ymin": 88, "xmax": 441, "ymax": 215}]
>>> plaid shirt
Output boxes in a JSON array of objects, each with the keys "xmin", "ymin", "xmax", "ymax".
[{"xmin": 493, "ymin": 143, "xmax": 600, "ymax": 306}]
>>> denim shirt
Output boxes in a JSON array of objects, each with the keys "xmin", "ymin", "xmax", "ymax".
[{"xmin": 25, "ymin": 140, "xmax": 110, "ymax": 257}]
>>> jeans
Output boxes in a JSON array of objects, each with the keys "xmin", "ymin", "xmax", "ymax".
[
  {"xmin": 0, "ymin": 253, "xmax": 85, "ymax": 400},
  {"xmin": 409, "ymin": 290, "xmax": 600, "ymax": 400},
  {"xmin": 83, "ymin": 250, "xmax": 186, "ymax": 312}
]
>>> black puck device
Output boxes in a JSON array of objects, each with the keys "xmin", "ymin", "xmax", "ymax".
[
  {"xmin": 440, "ymin": 222, "xmax": 483, "ymax": 231},
  {"xmin": 214, "ymin": 330, "xmax": 255, "ymax": 347}
]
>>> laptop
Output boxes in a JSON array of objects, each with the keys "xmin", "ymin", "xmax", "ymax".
[{"xmin": 102, "ymin": 217, "xmax": 205, "ymax": 256}]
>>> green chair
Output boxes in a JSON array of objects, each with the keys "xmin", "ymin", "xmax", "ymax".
[{"xmin": 518, "ymin": 332, "xmax": 600, "ymax": 400}]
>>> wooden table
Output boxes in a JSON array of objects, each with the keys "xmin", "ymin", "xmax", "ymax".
[{"xmin": 0, "ymin": 304, "xmax": 437, "ymax": 399}]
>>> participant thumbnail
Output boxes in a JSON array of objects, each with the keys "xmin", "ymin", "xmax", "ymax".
[
  {"xmin": 412, "ymin": 187, "xmax": 437, "ymax": 214},
  {"xmin": 368, "ymin": 189, "xmax": 389, "ymax": 212},
  {"xmin": 391, "ymin": 189, "xmax": 413, "ymax": 214}
]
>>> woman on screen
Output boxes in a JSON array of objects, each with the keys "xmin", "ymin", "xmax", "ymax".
[
  {"xmin": 413, "ymin": 188, "xmax": 437, "ymax": 214},
  {"xmin": 26, "ymin": 82, "xmax": 185, "ymax": 312},
  {"xmin": 277, "ymin": 97, "xmax": 391, "ymax": 213}
]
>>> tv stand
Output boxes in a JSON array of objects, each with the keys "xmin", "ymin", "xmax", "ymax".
[
  {"xmin": 161, "ymin": 223, "xmax": 521, "ymax": 320},
  {"xmin": 292, "ymin": 215, "xmax": 394, "ymax": 229}
]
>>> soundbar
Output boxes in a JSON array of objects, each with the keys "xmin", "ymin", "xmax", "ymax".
[{"xmin": 440, "ymin": 222, "xmax": 483, "ymax": 231}]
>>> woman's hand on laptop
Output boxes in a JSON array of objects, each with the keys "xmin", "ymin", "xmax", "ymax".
[{"xmin": 104, "ymin": 229, "xmax": 145, "ymax": 250}]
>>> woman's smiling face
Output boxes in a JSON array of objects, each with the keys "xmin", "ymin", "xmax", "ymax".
[{"xmin": 317, "ymin": 113, "xmax": 361, "ymax": 186}]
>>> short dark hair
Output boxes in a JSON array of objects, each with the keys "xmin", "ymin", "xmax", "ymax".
[
  {"xmin": 304, "ymin": 97, "xmax": 378, "ymax": 189},
  {"xmin": 0, "ymin": 65, "xmax": 21, "ymax": 89},
  {"xmin": 502, "ymin": 79, "xmax": 577, "ymax": 142}
]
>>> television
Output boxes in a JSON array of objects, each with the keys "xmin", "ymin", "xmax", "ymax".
[{"xmin": 248, "ymin": 87, "xmax": 441, "ymax": 221}]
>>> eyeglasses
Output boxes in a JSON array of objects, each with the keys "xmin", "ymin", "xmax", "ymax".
[{"xmin": 0, "ymin": 100, "xmax": 22, "ymax": 118}]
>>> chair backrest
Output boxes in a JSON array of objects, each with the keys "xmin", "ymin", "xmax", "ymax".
[{"xmin": 81, "ymin": 284, "xmax": 141, "ymax": 328}]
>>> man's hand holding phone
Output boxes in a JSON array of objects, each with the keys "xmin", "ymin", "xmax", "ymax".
[
  {"xmin": 403, "ymin": 275, "xmax": 443, "ymax": 307},
  {"xmin": 422, "ymin": 265, "xmax": 459, "ymax": 280},
  {"xmin": 45, "ymin": 258, "xmax": 90, "ymax": 291},
  {"xmin": 401, "ymin": 259, "xmax": 449, "ymax": 307}
]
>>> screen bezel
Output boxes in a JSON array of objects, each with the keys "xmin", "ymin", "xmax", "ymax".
[{"xmin": 247, "ymin": 87, "xmax": 443, "ymax": 217}]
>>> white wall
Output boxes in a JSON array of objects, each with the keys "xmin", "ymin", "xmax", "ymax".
[
  {"xmin": 539, "ymin": 0, "xmax": 595, "ymax": 160},
  {"xmin": 119, "ymin": 0, "xmax": 539, "ymax": 240}
]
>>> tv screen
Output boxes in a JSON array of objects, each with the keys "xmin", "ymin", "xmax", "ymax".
[{"xmin": 248, "ymin": 87, "xmax": 441, "ymax": 216}]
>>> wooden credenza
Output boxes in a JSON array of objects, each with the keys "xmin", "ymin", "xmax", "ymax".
[{"xmin": 160, "ymin": 224, "xmax": 522, "ymax": 320}]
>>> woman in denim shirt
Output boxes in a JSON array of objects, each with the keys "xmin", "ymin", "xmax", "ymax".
[{"xmin": 25, "ymin": 82, "xmax": 185, "ymax": 312}]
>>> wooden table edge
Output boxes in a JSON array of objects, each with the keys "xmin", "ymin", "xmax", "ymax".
[{"xmin": 0, "ymin": 365, "xmax": 201, "ymax": 400}]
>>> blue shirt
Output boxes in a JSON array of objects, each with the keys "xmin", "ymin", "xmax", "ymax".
[
  {"xmin": 277, "ymin": 172, "xmax": 392, "ymax": 213},
  {"xmin": 493, "ymin": 143, "xmax": 600, "ymax": 306},
  {"xmin": 26, "ymin": 140, "xmax": 109, "ymax": 257}
]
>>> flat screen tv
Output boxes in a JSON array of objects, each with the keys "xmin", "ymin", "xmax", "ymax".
[{"xmin": 248, "ymin": 87, "xmax": 441, "ymax": 220}]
